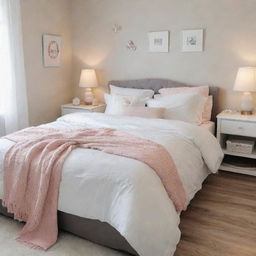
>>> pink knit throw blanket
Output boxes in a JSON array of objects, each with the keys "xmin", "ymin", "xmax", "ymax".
[{"xmin": 3, "ymin": 127, "xmax": 187, "ymax": 250}]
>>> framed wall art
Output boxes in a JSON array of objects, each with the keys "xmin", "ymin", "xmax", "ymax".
[
  {"xmin": 42, "ymin": 34, "xmax": 62, "ymax": 67},
  {"xmin": 182, "ymin": 29, "xmax": 204, "ymax": 52},
  {"xmin": 148, "ymin": 31, "xmax": 169, "ymax": 53}
]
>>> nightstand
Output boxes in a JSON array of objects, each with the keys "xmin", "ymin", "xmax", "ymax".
[
  {"xmin": 61, "ymin": 104, "xmax": 106, "ymax": 116},
  {"xmin": 217, "ymin": 111, "xmax": 256, "ymax": 176}
]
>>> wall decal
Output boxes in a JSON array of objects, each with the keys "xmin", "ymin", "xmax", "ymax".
[
  {"xmin": 182, "ymin": 29, "xmax": 204, "ymax": 52},
  {"xmin": 43, "ymin": 34, "xmax": 62, "ymax": 67},
  {"xmin": 148, "ymin": 31, "xmax": 169, "ymax": 53},
  {"xmin": 112, "ymin": 24, "xmax": 122, "ymax": 33},
  {"xmin": 126, "ymin": 40, "xmax": 137, "ymax": 51}
]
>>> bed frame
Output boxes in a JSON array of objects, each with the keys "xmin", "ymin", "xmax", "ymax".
[{"xmin": 0, "ymin": 79, "xmax": 218, "ymax": 256}]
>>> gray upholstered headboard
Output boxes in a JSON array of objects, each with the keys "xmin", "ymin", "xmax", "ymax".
[{"xmin": 108, "ymin": 78, "xmax": 218, "ymax": 121}]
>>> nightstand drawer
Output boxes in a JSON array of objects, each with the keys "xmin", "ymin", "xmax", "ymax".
[
  {"xmin": 221, "ymin": 120, "xmax": 256, "ymax": 137},
  {"xmin": 62, "ymin": 107, "xmax": 90, "ymax": 115},
  {"xmin": 61, "ymin": 104, "xmax": 106, "ymax": 116}
]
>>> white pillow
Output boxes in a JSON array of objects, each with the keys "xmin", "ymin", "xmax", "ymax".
[
  {"xmin": 147, "ymin": 93, "xmax": 207, "ymax": 125},
  {"xmin": 104, "ymin": 94, "xmax": 146, "ymax": 115},
  {"xmin": 107, "ymin": 105, "xmax": 165, "ymax": 119},
  {"xmin": 153, "ymin": 94, "xmax": 162, "ymax": 100},
  {"xmin": 110, "ymin": 85, "xmax": 154, "ymax": 99}
]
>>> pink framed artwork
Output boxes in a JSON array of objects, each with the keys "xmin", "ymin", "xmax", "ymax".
[{"xmin": 43, "ymin": 34, "xmax": 62, "ymax": 67}]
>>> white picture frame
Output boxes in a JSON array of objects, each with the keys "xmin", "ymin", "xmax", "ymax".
[
  {"xmin": 43, "ymin": 34, "xmax": 62, "ymax": 67},
  {"xmin": 148, "ymin": 31, "xmax": 169, "ymax": 53},
  {"xmin": 182, "ymin": 29, "xmax": 204, "ymax": 52}
]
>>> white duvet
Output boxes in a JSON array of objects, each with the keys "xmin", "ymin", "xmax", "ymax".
[{"xmin": 0, "ymin": 113, "xmax": 223, "ymax": 256}]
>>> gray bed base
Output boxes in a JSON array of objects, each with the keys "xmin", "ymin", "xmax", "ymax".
[
  {"xmin": 0, "ymin": 200, "xmax": 138, "ymax": 255},
  {"xmin": 0, "ymin": 79, "xmax": 218, "ymax": 256}
]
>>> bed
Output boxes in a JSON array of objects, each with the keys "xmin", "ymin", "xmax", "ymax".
[{"xmin": 0, "ymin": 79, "xmax": 223, "ymax": 256}]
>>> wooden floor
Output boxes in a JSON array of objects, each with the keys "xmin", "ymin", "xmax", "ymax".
[{"xmin": 174, "ymin": 171, "xmax": 256, "ymax": 256}]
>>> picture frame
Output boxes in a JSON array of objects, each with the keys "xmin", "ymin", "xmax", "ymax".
[
  {"xmin": 182, "ymin": 29, "xmax": 204, "ymax": 52},
  {"xmin": 148, "ymin": 31, "xmax": 169, "ymax": 53},
  {"xmin": 42, "ymin": 34, "xmax": 62, "ymax": 67}
]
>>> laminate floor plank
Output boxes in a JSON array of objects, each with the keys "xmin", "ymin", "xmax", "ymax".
[{"xmin": 174, "ymin": 171, "xmax": 256, "ymax": 256}]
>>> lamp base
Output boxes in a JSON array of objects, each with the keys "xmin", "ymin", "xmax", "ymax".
[
  {"xmin": 241, "ymin": 110, "xmax": 253, "ymax": 115},
  {"xmin": 84, "ymin": 102, "xmax": 93, "ymax": 106},
  {"xmin": 84, "ymin": 88, "xmax": 94, "ymax": 105},
  {"xmin": 240, "ymin": 92, "xmax": 254, "ymax": 115}
]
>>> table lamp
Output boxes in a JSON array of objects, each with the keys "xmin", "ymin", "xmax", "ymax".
[
  {"xmin": 234, "ymin": 67, "xmax": 256, "ymax": 115},
  {"xmin": 79, "ymin": 69, "xmax": 98, "ymax": 105}
]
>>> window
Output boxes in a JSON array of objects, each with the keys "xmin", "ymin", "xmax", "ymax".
[
  {"xmin": 0, "ymin": 8, "xmax": 12, "ymax": 114},
  {"xmin": 0, "ymin": 11, "xmax": 4, "ymax": 112},
  {"xmin": 0, "ymin": 12, "xmax": 5, "ymax": 112},
  {"xmin": 0, "ymin": 1, "xmax": 28, "ymax": 134}
]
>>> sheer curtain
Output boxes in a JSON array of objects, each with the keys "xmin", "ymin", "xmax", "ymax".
[{"xmin": 0, "ymin": 0, "xmax": 28, "ymax": 136}]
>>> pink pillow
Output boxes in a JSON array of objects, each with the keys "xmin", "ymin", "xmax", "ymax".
[
  {"xmin": 120, "ymin": 106, "xmax": 165, "ymax": 119},
  {"xmin": 202, "ymin": 96, "xmax": 213, "ymax": 122},
  {"xmin": 158, "ymin": 86, "xmax": 212, "ymax": 122},
  {"xmin": 159, "ymin": 86, "xmax": 209, "ymax": 97}
]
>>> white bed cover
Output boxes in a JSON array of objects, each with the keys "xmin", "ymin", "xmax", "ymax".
[
  {"xmin": 200, "ymin": 121, "xmax": 215, "ymax": 135},
  {"xmin": 0, "ymin": 113, "xmax": 223, "ymax": 256}
]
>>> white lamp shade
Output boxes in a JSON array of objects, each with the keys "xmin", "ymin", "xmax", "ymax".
[
  {"xmin": 79, "ymin": 69, "xmax": 98, "ymax": 88},
  {"xmin": 234, "ymin": 67, "xmax": 256, "ymax": 92}
]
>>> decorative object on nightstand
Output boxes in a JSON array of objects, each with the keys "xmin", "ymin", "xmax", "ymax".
[
  {"xmin": 72, "ymin": 97, "xmax": 81, "ymax": 106},
  {"xmin": 217, "ymin": 111, "xmax": 256, "ymax": 176},
  {"xmin": 234, "ymin": 67, "xmax": 256, "ymax": 115},
  {"xmin": 79, "ymin": 69, "xmax": 98, "ymax": 105},
  {"xmin": 61, "ymin": 104, "xmax": 106, "ymax": 116}
]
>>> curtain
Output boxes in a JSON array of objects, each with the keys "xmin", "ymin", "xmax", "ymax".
[{"xmin": 0, "ymin": 0, "xmax": 28, "ymax": 135}]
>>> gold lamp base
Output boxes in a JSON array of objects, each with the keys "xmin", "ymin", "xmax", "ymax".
[
  {"xmin": 84, "ymin": 102, "xmax": 93, "ymax": 106},
  {"xmin": 84, "ymin": 88, "xmax": 94, "ymax": 105},
  {"xmin": 241, "ymin": 110, "xmax": 253, "ymax": 115},
  {"xmin": 239, "ymin": 92, "xmax": 254, "ymax": 115}
]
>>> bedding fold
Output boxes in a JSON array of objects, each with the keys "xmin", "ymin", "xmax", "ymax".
[
  {"xmin": 3, "ymin": 126, "xmax": 186, "ymax": 250},
  {"xmin": 58, "ymin": 113, "xmax": 223, "ymax": 173}
]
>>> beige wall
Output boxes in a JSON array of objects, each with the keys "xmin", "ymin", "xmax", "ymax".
[
  {"xmin": 20, "ymin": 0, "xmax": 256, "ymax": 122},
  {"xmin": 71, "ymin": 0, "xmax": 256, "ymax": 113},
  {"xmin": 21, "ymin": 0, "xmax": 73, "ymax": 125}
]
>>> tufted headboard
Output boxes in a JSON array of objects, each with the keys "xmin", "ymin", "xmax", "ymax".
[{"xmin": 108, "ymin": 78, "xmax": 218, "ymax": 121}]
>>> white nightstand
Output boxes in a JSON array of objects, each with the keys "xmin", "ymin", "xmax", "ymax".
[
  {"xmin": 61, "ymin": 104, "xmax": 106, "ymax": 116},
  {"xmin": 217, "ymin": 111, "xmax": 256, "ymax": 176}
]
